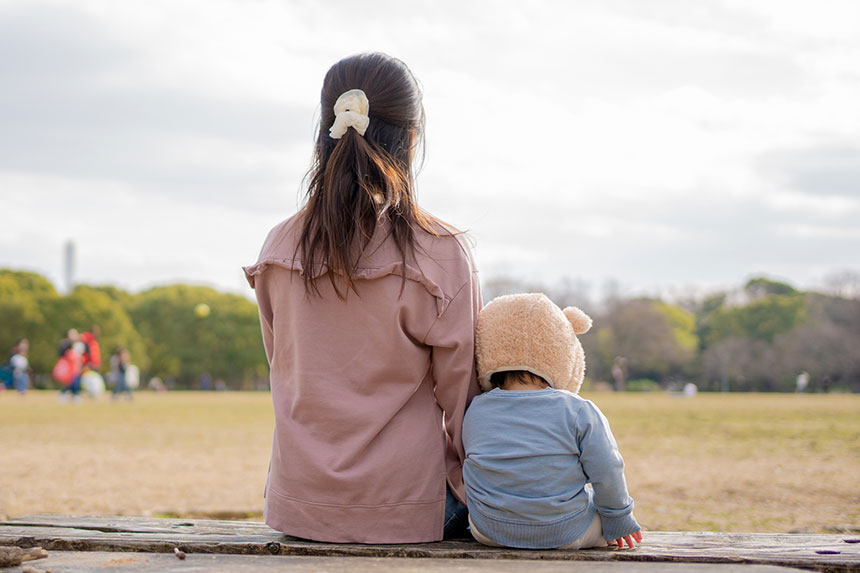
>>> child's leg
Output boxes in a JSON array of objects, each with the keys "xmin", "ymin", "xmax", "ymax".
[{"xmin": 557, "ymin": 512, "xmax": 608, "ymax": 550}]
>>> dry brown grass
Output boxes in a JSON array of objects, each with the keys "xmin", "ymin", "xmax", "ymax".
[
  {"xmin": 1, "ymin": 390, "xmax": 858, "ymax": 532},
  {"xmin": 0, "ymin": 391, "xmax": 271, "ymax": 520},
  {"xmin": 597, "ymin": 392, "xmax": 860, "ymax": 533}
]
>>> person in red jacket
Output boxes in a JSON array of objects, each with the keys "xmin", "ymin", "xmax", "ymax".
[
  {"xmin": 81, "ymin": 325, "xmax": 101, "ymax": 371},
  {"xmin": 56, "ymin": 329, "xmax": 85, "ymax": 399}
]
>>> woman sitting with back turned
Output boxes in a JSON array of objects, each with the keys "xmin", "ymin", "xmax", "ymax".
[{"xmin": 244, "ymin": 53, "xmax": 481, "ymax": 544}]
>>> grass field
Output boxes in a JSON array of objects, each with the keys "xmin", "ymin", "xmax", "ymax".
[{"xmin": 1, "ymin": 390, "xmax": 858, "ymax": 533}]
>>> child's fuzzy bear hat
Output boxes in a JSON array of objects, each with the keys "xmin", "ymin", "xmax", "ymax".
[{"xmin": 476, "ymin": 293, "xmax": 592, "ymax": 393}]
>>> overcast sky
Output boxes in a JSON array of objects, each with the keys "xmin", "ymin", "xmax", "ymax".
[{"xmin": 1, "ymin": 0, "xmax": 859, "ymax": 300}]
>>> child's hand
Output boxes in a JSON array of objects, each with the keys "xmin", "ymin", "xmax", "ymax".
[{"xmin": 612, "ymin": 530, "xmax": 643, "ymax": 549}]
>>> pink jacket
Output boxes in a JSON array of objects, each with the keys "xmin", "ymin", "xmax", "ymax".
[{"xmin": 244, "ymin": 214, "xmax": 481, "ymax": 543}]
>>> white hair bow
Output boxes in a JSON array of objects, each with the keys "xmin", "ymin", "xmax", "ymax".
[{"xmin": 329, "ymin": 89, "xmax": 370, "ymax": 139}]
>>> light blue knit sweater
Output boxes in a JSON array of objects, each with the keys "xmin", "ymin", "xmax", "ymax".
[{"xmin": 462, "ymin": 388, "xmax": 640, "ymax": 549}]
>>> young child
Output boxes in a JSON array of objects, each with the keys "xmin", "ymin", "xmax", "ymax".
[{"xmin": 463, "ymin": 293, "xmax": 643, "ymax": 550}]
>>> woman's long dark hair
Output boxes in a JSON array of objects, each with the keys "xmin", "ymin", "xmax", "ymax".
[{"xmin": 298, "ymin": 53, "xmax": 438, "ymax": 298}]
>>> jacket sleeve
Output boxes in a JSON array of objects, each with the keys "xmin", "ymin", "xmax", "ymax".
[
  {"xmin": 423, "ymin": 268, "xmax": 482, "ymax": 504},
  {"xmin": 576, "ymin": 400, "xmax": 641, "ymax": 541}
]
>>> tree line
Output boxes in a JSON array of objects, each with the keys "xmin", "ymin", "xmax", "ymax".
[
  {"xmin": 3, "ymin": 268, "xmax": 859, "ymax": 392},
  {"xmin": 484, "ymin": 275, "xmax": 860, "ymax": 393},
  {"xmin": 0, "ymin": 269, "xmax": 266, "ymax": 390}
]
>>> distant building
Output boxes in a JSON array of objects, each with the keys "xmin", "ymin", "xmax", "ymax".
[{"xmin": 64, "ymin": 240, "xmax": 76, "ymax": 294}]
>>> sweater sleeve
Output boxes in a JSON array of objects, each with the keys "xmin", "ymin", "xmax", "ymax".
[
  {"xmin": 576, "ymin": 401, "xmax": 641, "ymax": 541},
  {"xmin": 423, "ymin": 269, "xmax": 482, "ymax": 504},
  {"xmin": 251, "ymin": 268, "xmax": 277, "ymax": 367}
]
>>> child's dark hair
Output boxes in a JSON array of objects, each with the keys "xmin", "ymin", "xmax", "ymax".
[
  {"xmin": 298, "ymin": 52, "xmax": 439, "ymax": 298},
  {"xmin": 490, "ymin": 370, "xmax": 549, "ymax": 389}
]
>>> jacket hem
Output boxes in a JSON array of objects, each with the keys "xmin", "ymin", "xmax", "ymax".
[{"xmin": 264, "ymin": 485, "xmax": 446, "ymax": 544}]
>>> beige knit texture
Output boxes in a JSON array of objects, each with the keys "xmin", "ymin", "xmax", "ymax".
[{"xmin": 475, "ymin": 293, "xmax": 592, "ymax": 393}]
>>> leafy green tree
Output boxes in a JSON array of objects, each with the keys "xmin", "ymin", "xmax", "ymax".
[
  {"xmin": 703, "ymin": 294, "xmax": 805, "ymax": 345},
  {"xmin": 702, "ymin": 337, "xmax": 777, "ymax": 391},
  {"xmin": 771, "ymin": 294, "xmax": 860, "ymax": 392},
  {"xmin": 744, "ymin": 277, "xmax": 797, "ymax": 298},
  {"xmin": 694, "ymin": 292, "xmax": 727, "ymax": 351},
  {"xmin": 41, "ymin": 285, "xmax": 148, "ymax": 373},
  {"xmin": 0, "ymin": 270, "xmax": 59, "ymax": 372},
  {"xmin": 87, "ymin": 284, "xmax": 136, "ymax": 309},
  {"xmin": 128, "ymin": 285, "xmax": 265, "ymax": 387},
  {"xmin": 594, "ymin": 298, "xmax": 697, "ymax": 383}
]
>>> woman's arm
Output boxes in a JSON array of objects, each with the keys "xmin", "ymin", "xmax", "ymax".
[
  {"xmin": 252, "ymin": 269, "xmax": 277, "ymax": 366},
  {"xmin": 423, "ymin": 270, "xmax": 482, "ymax": 502}
]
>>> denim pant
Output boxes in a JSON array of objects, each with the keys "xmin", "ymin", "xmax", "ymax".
[
  {"xmin": 443, "ymin": 487, "xmax": 469, "ymax": 539},
  {"xmin": 60, "ymin": 375, "xmax": 82, "ymax": 396},
  {"xmin": 13, "ymin": 370, "xmax": 29, "ymax": 393},
  {"xmin": 113, "ymin": 372, "xmax": 130, "ymax": 395}
]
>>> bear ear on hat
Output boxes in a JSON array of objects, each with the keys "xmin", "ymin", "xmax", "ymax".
[{"xmin": 563, "ymin": 306, "xmax": 592, "ymax": 335}]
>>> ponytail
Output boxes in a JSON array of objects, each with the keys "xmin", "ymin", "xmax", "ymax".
[{"xmin": 297, "ymin": 53, "xmax": 437, "ymax": 298}]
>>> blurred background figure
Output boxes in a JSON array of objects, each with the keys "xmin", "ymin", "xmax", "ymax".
[
  {"xmin": 125, "ymin": 363, "xmax": 140, "ymax": 394},
  {"xmin": 110, "ymin": 346, "xmax": 133, "ymax": 400},
  {"xmin": 611, "ymin": 357, "xmax": 628, "ymax": 392},
  {"xmin": 2, "ymin": 339, "xmax": 32, "ymax": 395},
  {"xmin": 81, "ymin": 370, "xmax": 106, "ymax": 399},
  {"xmin": 147, "ymin": 376, "xmax": 167, "ymax": 392},
  {"xmin": 55, "ymin": 329, "xmax": 85, "ymax": 401},
  {"xmin": 0, "ymin": 360, "xmax": 10, "ymax": 391},
  {"xmin": 81, "ymin": 326, "xmax": 102, "ymax": 372},
  {"xmin": 80, "ymin": 326, "xmax": 105, "ymax": 399},
  {"xmin": 57, "ymin": 329, "xmax": 79, "ymax": 357},
  {"xmin": 796, "ymin": 371, "xmax": 810, "ymax": 393}
]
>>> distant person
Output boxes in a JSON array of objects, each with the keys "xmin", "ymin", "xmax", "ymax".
[
  {"xmin": 57, "ymin": 328, "xmax": 78, "ymax": 358},
  {"xmin": 611, "ymin": 357, "xmax": 627, "ymax": 392},
  {"xmin": 464, "ymin": 294, "xmax": 642, "ymax": 550},
  {"xmin": 4, "ymin": 339, "xmax": 31, "ymax": 394},
  {"xmin": 1, "ymin": 341, "xmax": 18, "ymax": 391},
  {"xmin": 244, "ymin": 53, "xmax": 480, "ymax": 543},
  {"xmin": 81, "ymin": 326, "xmax": 102, "ymax": 372},
  {"xmin": 56, "ymin": 329, "xmax": 85, "ymax": 400},
  {"xmin": 110, "ymin": 346, "xmax": 133, "ymax": 400},
  {"xmin": 796, "ymin": 371, "xmax": 810, "ymax": 393},
  {"xmin": 0, "ymin": 359, "xmax": 11, "ymax": 391},
  {"xmin": 147, "ymin": 376, "xmax": 167, "ymax": 392}
]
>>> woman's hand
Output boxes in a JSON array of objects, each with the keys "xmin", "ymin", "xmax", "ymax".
[{"xmin": 612, "ymin": 530, "xmax": 643, "ymax": 549}]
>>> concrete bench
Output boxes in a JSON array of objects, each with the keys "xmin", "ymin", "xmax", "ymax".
[{"xmin": 1, "ymin": 515, "xmax": 858, "ymax": 572}]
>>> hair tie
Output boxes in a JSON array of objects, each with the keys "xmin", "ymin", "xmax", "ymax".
[{"xmin": 329, "ymin": 89, "xmax": 370, "ymax": 139}]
